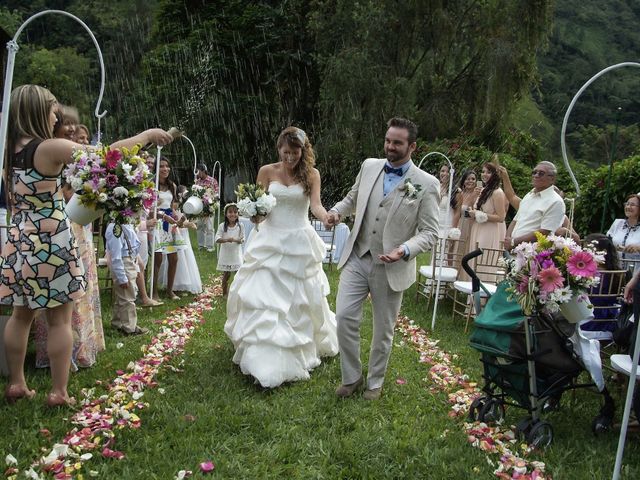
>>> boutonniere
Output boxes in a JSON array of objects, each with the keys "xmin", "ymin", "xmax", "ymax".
[{"xmin": 399, "ymin": 178, "xmax": 422, "ymax": 199}]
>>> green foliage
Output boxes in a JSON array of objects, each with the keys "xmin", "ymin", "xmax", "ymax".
[
  {"xmin": 13, "ymin": 45, "xmax": 92, "ymax": 113},
  {"xmin": 310, "ymin": 0, "xmax": 553, "ymax": 202},
  {"xmin": 573, "ymin": 154, "xmax": 640, "ymax": 235}
]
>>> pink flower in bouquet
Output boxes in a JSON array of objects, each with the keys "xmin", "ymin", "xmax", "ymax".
[
  {"xmin": 105, "ymin": 149, "xmax": 122, "ymax": 169},
  {"xmin": 105, "ymin": 174, "xmax": 118, "ymax": 188},
  {"xmin": 538, "ymin": 266, "xmax": 564, "ymax": 293},
  {"xmin": 567, "ymin": 251, "xmax": 598, "ymax": 278},
  {"xmin": 121, "ymin": 208, "xmax": 135, "ymax": 218}
]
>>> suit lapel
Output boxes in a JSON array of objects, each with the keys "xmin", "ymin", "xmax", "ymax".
[{"xmin": 358, "ymin": 161, "xmax": 385, "ymax": 216}]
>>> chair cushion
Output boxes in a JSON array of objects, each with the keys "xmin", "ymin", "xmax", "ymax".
[
  {"xmin": 419, "ymin": 265, "xmax": 457, "ymax": 282},
  {"xmin": 453, "ymin": 280, "xmax": 496, "ymax": 296},
  {"xmin": 610, "ymin": 354, "xmax": 640, "ymax": 378}
]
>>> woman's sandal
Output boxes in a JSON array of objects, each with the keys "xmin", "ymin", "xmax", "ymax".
[{"xmin": 4, "ymin": 384, "xmax": 36, "ymax": 404}]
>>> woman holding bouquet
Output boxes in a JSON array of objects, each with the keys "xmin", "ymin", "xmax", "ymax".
[
  {"xmin": 152, "ymin": 158, "xmax": 186, "ymax": 300},
  {"xmin": 467, "ymin": 162, "xmax": 507, "ymax": 255},
  {"xmin": 224, "ymin": 126, "xmax": 338, "ymax": 388},
  {"xmin": 0, "ymin": 84, "xmax": 173, "ymax": 406}
]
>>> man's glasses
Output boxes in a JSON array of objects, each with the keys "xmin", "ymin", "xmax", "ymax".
[
  {"xmin": 624, "ymin": 202, "xmax": 639, "ymax": 207},
  {"xmin": 531, "ymin": 170, "xmax": 551, "ymax": 177}
]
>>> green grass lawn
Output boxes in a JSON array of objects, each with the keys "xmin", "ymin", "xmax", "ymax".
[{"xmin": 1, "ymin": 238, "xmax": 639, "ymax": 479}]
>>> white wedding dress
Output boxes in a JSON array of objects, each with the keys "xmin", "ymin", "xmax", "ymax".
[{"xmin": 224, "ymin": 181, "xmax": 338, "ymax": 388}]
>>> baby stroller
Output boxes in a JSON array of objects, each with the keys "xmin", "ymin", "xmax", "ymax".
[{"xmin": 464, "ymin": 249, "xmax": 615, "ymax": 448}]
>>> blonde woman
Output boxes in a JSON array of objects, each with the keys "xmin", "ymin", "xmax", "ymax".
[{"xmin": 0, "ymin": 84, "xmax": 172, "ymax": 406}]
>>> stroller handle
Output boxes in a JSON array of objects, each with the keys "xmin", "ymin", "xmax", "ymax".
[{"xmin": 461, "ymin": 248, "xmax": 483, "ymax": 280}]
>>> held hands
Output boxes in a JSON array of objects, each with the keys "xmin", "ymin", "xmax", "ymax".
[
  {"xmin": 378, "ymin": 246, "xmax": 405, "ymax": 264},
  {"xmin": 324, "ymin": 211, "xmax": 340, "ymax": 229},
  {"xmin": 623, "ymin": 244, "xmax": 640, "ymax": 254}
]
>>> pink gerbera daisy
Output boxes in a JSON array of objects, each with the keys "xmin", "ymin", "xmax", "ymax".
[
  {"xmin": 566, "ymin": 251, "xmax": 598, "ymax": 278},
  {"xmin": 538, "ymin": 266, "xmax": 564, "ymax": 293}
]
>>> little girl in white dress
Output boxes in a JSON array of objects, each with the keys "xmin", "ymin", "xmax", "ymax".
[{"xmin": 216, "ymin": 203, "xmax": 244, "ymax": 296}]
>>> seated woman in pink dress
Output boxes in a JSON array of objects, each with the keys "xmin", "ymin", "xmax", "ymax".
[{"xmin": 467, "ymin": 162, "xmax": 507, "ymax": 258}]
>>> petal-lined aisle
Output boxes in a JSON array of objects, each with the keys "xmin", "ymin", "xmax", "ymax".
[
  {"xmin": 395, "ymin": 316, "xmax": 551, "ymax": 480},
  {"xmin": 7, "ymin": 282, "xmax": 221, "ymax": 480}
]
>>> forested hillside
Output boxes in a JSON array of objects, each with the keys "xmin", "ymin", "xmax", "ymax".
[{"xmin": 0, "ymin": 0, "xmax": 638, "ymax": 229}]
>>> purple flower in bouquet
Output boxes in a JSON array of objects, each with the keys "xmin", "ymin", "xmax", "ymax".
[{"xmin": 105, "ymin": 174, "xmax": 118, "ymax": 188}]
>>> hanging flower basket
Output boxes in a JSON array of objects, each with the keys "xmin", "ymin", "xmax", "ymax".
[
  {"xmin": 183, "ymin": 196, "xmax": 204, "ymax": 215},
  {"xmin": 65, "ymin": 193, "xmax": 104, "ymax": 226}
]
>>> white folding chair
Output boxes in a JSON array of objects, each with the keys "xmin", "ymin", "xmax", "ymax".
[
  {"xmin": 451, "ymin": 246, "xmax": 505, "ymax": 331},
  {"xmin": 311, "ymin": 219, "xmax": 337, "ymax": 270}
]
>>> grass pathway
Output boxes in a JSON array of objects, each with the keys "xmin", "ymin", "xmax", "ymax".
[{"xmin": 2, "ymin": 244, "xmax": 640, "ymax": 479}]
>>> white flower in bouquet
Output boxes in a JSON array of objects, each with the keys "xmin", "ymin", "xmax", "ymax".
[
  {"xmin": 98, "ymin": 192, "xmax": 108, "ymax": 203},
  {"xmin": 237, "ymin": 197, "xmax": 257, "ymax": 217},
  {"xmin": 114, "ymin": 186, "xmax": 129, "ymax": 197},
  {"xmin": 256, "ymin": 193, "xmax": 277, "ymax": 215},
  {"xmin": 71, "ymin": 178, "xmax": 84, "ymax": 192}
]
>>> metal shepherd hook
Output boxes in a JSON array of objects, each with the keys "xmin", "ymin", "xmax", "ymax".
[
  {"xmin": 418, "ymin": 152, "xmax": 454, "ymax": 330},
  {"xmin": 0, "ymin": 9, "xmax": 107, "ymax": 187}
]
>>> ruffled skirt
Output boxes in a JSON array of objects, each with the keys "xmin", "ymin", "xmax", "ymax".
[{"xmin": 224, "ymin": 222, "xmax": 338, "ymax": 388}]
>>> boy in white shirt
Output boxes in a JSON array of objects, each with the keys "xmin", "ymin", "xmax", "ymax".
[{"xmin": 106, "ymin": 222, "xmax": 148, "ymax": 335}]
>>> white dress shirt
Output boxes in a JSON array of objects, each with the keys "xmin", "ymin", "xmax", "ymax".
[
  {"xmin": 512, "ymin": 185, "xmax": 565, "ymax": 239},
  {"xmin": 106, "ymin": 223, "xmax": 141, "ymax": 285}
]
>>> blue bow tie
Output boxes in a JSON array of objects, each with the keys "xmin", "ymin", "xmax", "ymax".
[{"xmin": 384, "ymin": 164, "xmax": 404, "ymax": 176}]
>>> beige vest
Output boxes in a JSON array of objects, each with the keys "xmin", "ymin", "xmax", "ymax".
[{"xmin": 354, "ymin": 171, "xmax": 395, "ymax": 261}]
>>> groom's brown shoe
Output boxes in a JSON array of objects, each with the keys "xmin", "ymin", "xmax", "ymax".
[
  {"xmin": 335, "ymin": 376, "xmax": 363, "ymax": 398},
  {"xmin": 363, "ymin": 387, "xmax": 382, "ymax": 401}
]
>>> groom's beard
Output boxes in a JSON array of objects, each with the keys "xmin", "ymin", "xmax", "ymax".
[{"xmin": 385, "ymin": 145, "xmax": 410, "ymax": 164}]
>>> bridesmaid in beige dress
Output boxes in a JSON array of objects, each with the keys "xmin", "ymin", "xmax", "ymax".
[{"xmin": 467, "ymin": 162, "xmax": 507, "ymax": 270}]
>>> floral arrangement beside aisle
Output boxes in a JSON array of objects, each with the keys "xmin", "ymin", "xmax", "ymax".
[
  {"xmin": 64, "ymin": 144, "xmax": 157, "ymax": 234},
  {"xmin": 181, "ymin": 183, "xmax": 219, "ymax": 218},
  {"xmin": 503, "ymin": 232, "xmax": 602, "ymax": 316}
]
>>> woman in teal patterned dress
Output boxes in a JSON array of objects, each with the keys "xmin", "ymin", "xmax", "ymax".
[{"xmin": 0, "ymin": 85, "xmax": 173, "ymax": 406}]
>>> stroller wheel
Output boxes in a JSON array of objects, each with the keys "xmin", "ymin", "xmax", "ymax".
[
  {"xmin": 468, "ymin": 396, "xmax": 487, "ymax": 422},
  {"xmin": 592, "ymin": 415, "xmax": 612, "ymax": 435},
  {"xmin": 478, "ymin": 398, "xmax": 505, "ymax": 424},
  {"xmin": 527, "ymin": 421, "xmax": 553, "ymax": 449},
  {"xmin": 515, "ymin": 417, "xmax": 533, "ymax": 440}
]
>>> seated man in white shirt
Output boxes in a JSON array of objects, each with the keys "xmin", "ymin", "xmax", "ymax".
[{"xmin": 504, "ymin": 161, "xmax": 565, "ymax": 250}]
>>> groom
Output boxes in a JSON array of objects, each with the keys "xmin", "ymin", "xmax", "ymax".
[{"xmin": 326, "ymin": 117, "xmax": 440, "ymax": 400}]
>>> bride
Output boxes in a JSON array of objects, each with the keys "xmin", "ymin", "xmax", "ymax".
[{"xmin": 224, "ymin": 126, "xmax": 338, "ymax": 388}]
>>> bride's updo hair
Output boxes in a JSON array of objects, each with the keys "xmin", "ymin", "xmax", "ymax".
[{"xmin": 276, "ymin": 126, "xmax": 316, "ymax": 195}]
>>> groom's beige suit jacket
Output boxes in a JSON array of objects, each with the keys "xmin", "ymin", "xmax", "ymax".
[{"xmin": 333, "ymin": 158, "xmax": 440, "ymax": 292}]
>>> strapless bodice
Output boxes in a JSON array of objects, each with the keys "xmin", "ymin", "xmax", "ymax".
[{"xmin": 266, "ymin": 182, "xmax": 310, "ymax": 229}]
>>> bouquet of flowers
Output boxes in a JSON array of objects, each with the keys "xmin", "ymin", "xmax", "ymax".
[
  {"xmin": 235, "ymin": 183, "xmax": 276, "ymax": 229},
  {"xmin": 64, "ymin": 144, "xmax": 157, "ymax": 234},
  {"xmin": 503, "ymin": 232, "xmax": 602, "ymax": 315},
  {"xmin": 181, "ymin": 184, "xmax": 219, "ymax": 217}
]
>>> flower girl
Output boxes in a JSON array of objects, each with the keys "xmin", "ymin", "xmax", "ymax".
[{"xmin": 215, "ymin": 203, "xmax": 244, "ymax": 296}]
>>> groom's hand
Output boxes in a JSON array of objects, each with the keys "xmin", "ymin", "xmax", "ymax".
[
  {"xmin": 378, "ymin": 247, "xmax": 405, "ymax": 263},
  {"xmin": 324, "ymin": 211, "xmax": 340, "ymax": 229}
]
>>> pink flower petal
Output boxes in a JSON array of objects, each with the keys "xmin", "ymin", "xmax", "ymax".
[{"xmin": 200, "ymin": 461, "xmax": 215, "ymax": 473}]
